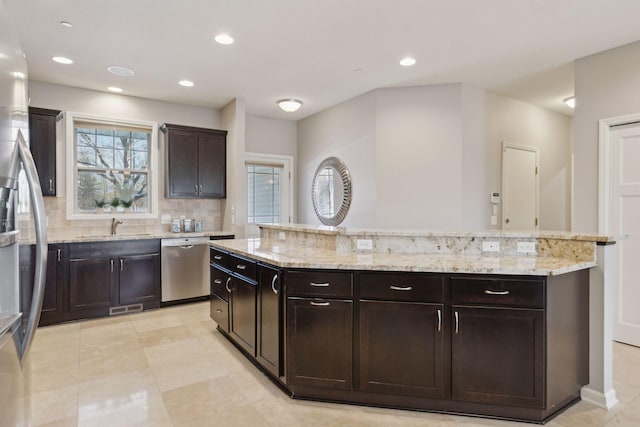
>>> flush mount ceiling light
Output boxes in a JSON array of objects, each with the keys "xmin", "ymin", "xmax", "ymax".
[
  {"xmin": 107, "ymin": 66, "xmax": 134, "ymax": 76},
  {"xmin": 60, "ymin": 21, "xmax": 72, "ymax": 28},
  {"xmin": 179, "ymin": 80, "xmax": 194, "ymax": 87},
  {"xmin": 400, "ymin": 56, "xmax": 416, "ymax": 66},
  {"xmin": 108, "ymin": 86, "xmax": 123, "ymax": 93},
  {"xmin": 214, "ymin": 33, "xmax": 234, "ymax": 45},
  {"xmin": 52, "ymin": 56, "xmax": 73, "ymax": 64},
  {"xmin": 277, "ymin": 99, "xmax": 303, "ymax": 112},
  {"xmin": 564, "ymin": 96, "xmax": 576, "ymax": 109}
]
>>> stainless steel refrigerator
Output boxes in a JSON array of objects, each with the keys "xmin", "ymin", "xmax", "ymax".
[{"xmin": 0, "ymin": 0, "xmax": 48, "ymax": 424}]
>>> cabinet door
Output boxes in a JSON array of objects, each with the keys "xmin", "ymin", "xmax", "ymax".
[
  {"xmin": 118, "ymin": 253, "xmax": 160, "ymax": 306},
  {"xmin": 229, "ymin": 276, "xmax": 257, "ymax": 356},
  {"xmin": 287, "ymin": 297, "xmax": 353, "ymax": 390},
  {"xmin": 451, "ymin": 306, "xmax": 544, "ymax": 408},
  {"xmin": 359, "ymin": 301, "xmax": 444, "ymax": 398},
  {"xmin": 29, "ymin": 108, "xmax": 58, "ymax": 196},
  {"xmin": 69, "ymin": 258, "xmax": 113, "ymax": 313},
  {"xmin": 257, "ymin": 265, "xmax": 281, "ymax": 377},
  {"xmin": 167, "ymin": 128, "xmax": 198, "ymax": 197},
  {"xmin": 198, "ymin": 132, "xmax": 226, "ymax": 198},
  {"xmin": 210, "ymin": 292, "xmax": 229, "ymax": 332},
  {"xmin": 19, "ymin": 245, "xmax": 65, "ymax": 326}
]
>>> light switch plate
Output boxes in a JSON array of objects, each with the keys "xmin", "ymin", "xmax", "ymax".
[
  {"xmin": 161, "ymin": 214, "xmax": 171, "ymax": 224},
  {"xmin": 356, "ymin": 239, "xmax": 373, "ymax": 251},
  {"xmin": 517, "ymin": 241, "xmax": 536, "ymax": 254},
  {"xmin": 278, "ymin": 231, "xmax": 286, "ymax": 240}
]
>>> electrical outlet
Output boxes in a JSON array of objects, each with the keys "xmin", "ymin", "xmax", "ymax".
[
  {"xmin": 161, "ymin": 214, "xmax": 171, "ymax": 224},
  {"xmin": 278, "ymin": 231, "xmax": 286, "ymax": 240},
  {"xmin": 482, "ymin": 241, "xmax": 500, "ymax": 252},
  {"xmin": 356, "ymin": 239, "xmax": 373, "ymax": 251},
  {"xmin": 517, "ymin": 241, "xmax": 536, "ymax": 254}
]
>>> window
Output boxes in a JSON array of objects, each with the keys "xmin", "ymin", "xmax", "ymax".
[
  {"xmin": 247, "ymin": 164, "xmax": 281, "ymax": 224},
  {"xmin": 66, "ymin": 113, "xmax": 158, "ymax": 219}
]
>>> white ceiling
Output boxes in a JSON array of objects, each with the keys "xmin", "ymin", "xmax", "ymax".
[{"xmin": 5, "ymin": 0, "xmax": 640, "ymax": 120}]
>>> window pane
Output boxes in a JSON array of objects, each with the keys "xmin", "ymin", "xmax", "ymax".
[
  {"xmin": 96, "ymin": 132, "xmax": 113, "ymax": 149},
  {"xmin": 247, "ymin": 164, "xmax": 281, "ymax": 224}
]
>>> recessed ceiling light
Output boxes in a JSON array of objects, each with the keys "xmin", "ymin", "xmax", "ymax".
[
  {"xmin": 564, "ymin": 96, "xmax": 576, "ymax": 109},
  {"xmin": 12, "ymin": 71, "xmax": 25, "ymax": 79},
  {"xmin": 277, "ymin": 99, "xmax": 303, "ymax": 113},
  {"xmin": 108, "ymin": 86, "xmax": 123, "ymax": 93},
  {"xmin": 179, "ymin": 80, "xmax": 194, "ymax": 87},
  {"xmin": 214, "ymin": 33, "xmax": 234, "ymax": 45},
  {"xmin": 399, "ymin": 57, "xmax": 416, "ymax": 67},
  {"xmin": 52, "ymin": 56, "xmax": 73, "ymax": 64},
  {"xmin": 60, "ymin": 21, "xmax": 73, "ymax": 28},
  {"xmin": 107, "ymin": 66, "xmax": 134, "ymax": 76}
]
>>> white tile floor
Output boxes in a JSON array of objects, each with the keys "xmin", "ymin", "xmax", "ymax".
[{"xmin": 23, "ymin": 302, "xmax": 640, "ymax": 426}]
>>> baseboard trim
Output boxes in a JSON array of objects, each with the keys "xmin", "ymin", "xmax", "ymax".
[{"xmin": 581, "ymin": 386, "xmax": 618, "ymax": 409}]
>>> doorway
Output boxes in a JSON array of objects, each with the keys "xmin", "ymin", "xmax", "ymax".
[
  {"xmin": 501, "ymin": 143, "xmax": 539, "ymax": 231},
  {"xmin": 244, "ymin": 153, "xmax": 293, "ymax": 238},
  {"xmin": 603, "ymin": 121, "xmax": 640, "ymax": 347}
]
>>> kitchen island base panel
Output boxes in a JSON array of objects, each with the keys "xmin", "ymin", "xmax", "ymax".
[{"xmin": 289, "ymin": 385, "xmax": 581, "ymax": 424}]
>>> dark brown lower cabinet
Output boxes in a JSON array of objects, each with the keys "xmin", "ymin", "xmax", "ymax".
[
  {"xmin": 229, "ymin": 275, "xmax": 257, "ymax": 356},
  {"xmin": 256, "ymin": 264, "xmax": 282, "ymax": 377},
  {"xmin": 359, "ymin": 300, "xmax": 445, "ymax": 398},
  {"xmin": 117, "ymin": 253, "xmax": 160, "ymax": 306},
  {"xmin": 451, "ymin": 306, "xmax": 544, "ymax": 408},
  {"xmin": 287, "ymin": 297, "xmax": 353, "ymax": 390},
  {"xmin": 19, "ymin": 244, "xmax": 65, "ymax": 326},
  {"xmin": 69, "ymin": 257, "xmax": 113, "ymax": 315}
]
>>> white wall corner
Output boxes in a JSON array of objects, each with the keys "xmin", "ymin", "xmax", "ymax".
[{"xmin": 581, "ymin": 386, "xmax": 618, "ymax": 410}]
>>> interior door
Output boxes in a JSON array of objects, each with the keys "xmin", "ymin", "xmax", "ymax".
[
  {"xmin": 610, "ymin": 123, "xmax": 640, "ymax": 347},
  {"xmin": 502, "ymin": 143, "xmax": 538, "ymax": 230}
]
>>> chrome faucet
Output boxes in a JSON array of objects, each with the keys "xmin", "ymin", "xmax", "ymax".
[{"xmin": 111, "ymin": 217, "xmax": 123, "ymax": 235}]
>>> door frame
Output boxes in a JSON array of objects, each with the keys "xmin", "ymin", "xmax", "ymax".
[
  {"xmin": 244, "ymin": 152, "xmax": 295, "ymax": 237},
  {"xmin": 598, "ymin": 113, "xmax": 640, "ymax": 234},
  {"xmin": 501, "ymin": 142, "xmax": 539, "ymax": 230}
]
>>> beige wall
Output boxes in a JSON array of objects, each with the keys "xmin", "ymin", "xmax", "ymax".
[
  {"xmin": 297, "ymin": 83, "xmax": 572, "ymax": 231},
  {"xmin": 574, "ymin": 40, "xmax": 640, "ymax": 232},
  {"xmin": 246, "ymin": 114, "xmax": 297, "ymax": 157}
]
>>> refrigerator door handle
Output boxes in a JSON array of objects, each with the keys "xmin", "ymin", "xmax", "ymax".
[{"xmin": 16, "ymin": 130, "xmax": 48, "ymax": 361}]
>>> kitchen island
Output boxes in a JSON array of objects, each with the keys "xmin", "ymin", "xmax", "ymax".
[{"xmin": 208, "ymin": 225, "xmax": 617, "ymax": 423}]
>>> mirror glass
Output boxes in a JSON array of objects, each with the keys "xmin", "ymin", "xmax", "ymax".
[{"xmin": 311, "ymin": 157, "xmax": 352, "ymax": 226}]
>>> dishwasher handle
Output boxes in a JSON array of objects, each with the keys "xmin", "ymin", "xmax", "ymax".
[{"xmin": 180, "ymin": 244, "xmax": 194, "ymax": 249}]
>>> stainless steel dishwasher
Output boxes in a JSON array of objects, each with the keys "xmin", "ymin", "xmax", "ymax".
[{"xmin": 161, "ymin": 237, "xmax": 210, "ymax": 303}]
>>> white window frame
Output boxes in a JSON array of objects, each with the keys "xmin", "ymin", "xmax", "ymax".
[{"xmin": 65, "ymin": 112, "xmax": 159, "ymax": 220}]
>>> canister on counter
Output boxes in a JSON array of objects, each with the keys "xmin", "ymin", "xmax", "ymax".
[
  {"xmin": 171, "ymin": 219, "xmax": 181, "ymax": 233},
  {"xmin": 194, "ymin": 219, "xmax": 202, "ymax": 232},
  {"xmin": 183, "ymin": 218, "xmax": 193, "ymax": 233}
]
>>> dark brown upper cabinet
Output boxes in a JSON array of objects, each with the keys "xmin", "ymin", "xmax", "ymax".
[
  {"xmin": 29, "ymin": 107, "xmax": 60, "ymax": 196},
  {"xmin": 163, "ymin": 123, "xmax": 227, "ymax": 199}
]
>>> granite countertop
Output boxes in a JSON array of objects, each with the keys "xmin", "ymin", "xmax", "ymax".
[
  {"xmin": 210, "ymin": 238, "xmax": 596, "ymax": 276},
  {"xmin": 21, "ymin": 230, "xmax": 234, "ymax": 244}
]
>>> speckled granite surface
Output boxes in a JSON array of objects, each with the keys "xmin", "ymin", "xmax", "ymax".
[
  {"xmin": 210, "ymin": 238, "xmax": 596, "ymax": 276},
  {"xmin": 21, "ymin": 230, "xmax": 234, "ymax": 244}
]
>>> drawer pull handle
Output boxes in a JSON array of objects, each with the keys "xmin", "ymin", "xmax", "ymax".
[
  {"xmin": 214, "ymin": 279, "xmax": 222, "ymax": 284},
  {"xmin": 437, "ymin": 309, "xmax": 442, "ymax": 332},
  {"xmin": 454, "ymin": 311, "xmax": 459, "ymax": 334},
  {"xmin": 214, "ymin": 255, "xmax": 223, "ymax": 260},
  {"xmin": 271, "ymin": 274, "xmax": 279, "ymax": 295},
  {"xmin": 389, "ymin": 285, "xmax": 412, "ymax": 291},
  {"xmin": 110, "ymin": 259, "xmax": 114, "ymax": 272},
  {"xmin": 310, "ymin": 282, "xmax": 330, "ymax": 287},
  {"xmin": 236, "ymin": 264, "xmax": 246, "ymax": 270},
  {"xmin": 57, "ymin": 248, "xmax": 61, "ymax": 262},
  {"xmin": 310, "ymin": 301, "xmax": 330, "ymax": 306},
  {"xmin": 484, "ymin": 289, "xmax": 510, "ymax": 295},
  {"xmin": 120, "ymin": 259, "xmax": 124, "ymax": 271},
  {"xmin": 225, "ymin": 277, "xmax": 232, "ymax": 293},
  {"xmin": 215, "ymin": 309, "xmax": 223, "ymax": 313}
]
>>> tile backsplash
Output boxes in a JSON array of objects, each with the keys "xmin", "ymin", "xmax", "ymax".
[{"xmin": 19, "ymin": 196, "xmax": 223, "ymax": 239}]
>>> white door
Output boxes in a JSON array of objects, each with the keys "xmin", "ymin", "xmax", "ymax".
[
  {"xmin": 245, "ymin": 154, "xmax": 293, "ymax": 238},
  {"xmin": 502, "ymin": 143, "xmax": 538, "ymax": 230},
  {"xmin": 610, "ymin": 123, "xmax": 640, "ymax": 346}
]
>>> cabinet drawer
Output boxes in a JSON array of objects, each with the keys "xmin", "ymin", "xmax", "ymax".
[
  {"xmin": 451, "ymin": 277, "xmax": 544, "ymax": 308},
  {"xmin": 287, "ymin": 270, "xmax": 353, "ymax": 298},
  {"xmin": 210, "ymin": 293, "xmax": 229, "ymax": 332},
  {"xmin": 230, "ymin": 254, "xmax": 256, "ymax": 281},
  {"xmin": 210, "ymin": 247, "xmax": 229, "ymax": 269},
  {"xmin": 360, "ymin": 273, "xmax": 444, "ymax": 302},
  {"xmin": 210, "ymin": 266, "xmax": 229, "ymax": 301}
]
